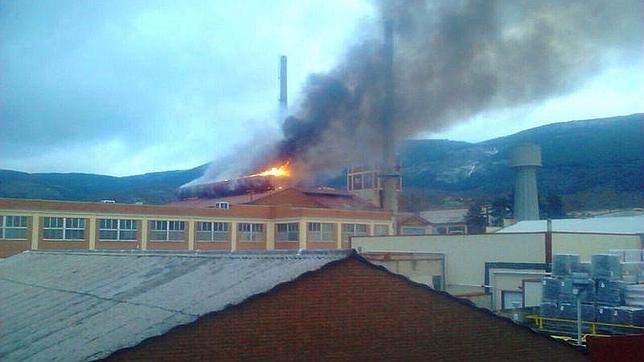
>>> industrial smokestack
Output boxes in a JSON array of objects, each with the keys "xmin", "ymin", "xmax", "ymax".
[
  {"xmin": 279, "ymin": 55, "xmax": 288, "ymax": 110},
  {"xmin": 509, "ymin": 143, "xmax": 542, "ymax": 221},
  {"xmin": 380, "ymin": 19, "xmax": 399, "ymax": 214}
]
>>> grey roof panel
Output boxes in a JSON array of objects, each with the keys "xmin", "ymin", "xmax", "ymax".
[{"xmin": 0, "ymin": 249, "xmax": 351, "ymax": 361}]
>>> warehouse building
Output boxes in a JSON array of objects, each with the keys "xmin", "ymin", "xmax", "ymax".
[
  {"xmin": 0, "ymin": 249, "xmax": 585, "ymax": 361},
  {"xmin": 0, "ymin": 188, "xmax": 393, "ymax": 258},
  {"xmin": 353, "ymin": 227, "xmax": 643, "ymax": 311}
]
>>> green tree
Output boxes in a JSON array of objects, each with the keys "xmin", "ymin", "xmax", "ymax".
[
  {"xmin": 465, "ymin": 201, "xmax": 486, "ymax": 234},
  {"xmin": 490, "ymin": 196, "xmax": 511, "ymax": 226},
  {"xmin": 544, "ymin": 194, "xmax": 566, "ymax": 219}
]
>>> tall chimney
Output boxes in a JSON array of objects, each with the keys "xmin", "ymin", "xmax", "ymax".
[
  {"xmin": 279, "ymin": 55, "xmax": 288, "ymax": 110},
  {"xmin": 380, "ymin": 19, "xmax": 399, "ymax": 214},
  {"xmin": 509, "ymin": 143, "xmax": 542, "ymax": 221}
]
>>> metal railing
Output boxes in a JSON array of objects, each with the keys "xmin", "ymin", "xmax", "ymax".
[{"xmin": 527, "ymin": 314, "xmax": 644, "ymax": 339}]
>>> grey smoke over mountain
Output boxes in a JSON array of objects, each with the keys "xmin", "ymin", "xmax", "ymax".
[{"xmin": 208, "ymin": 0, "xmax": 643, "ymax": 182}]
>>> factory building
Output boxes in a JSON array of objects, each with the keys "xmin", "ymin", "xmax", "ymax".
[
  {"xmin": 0, "ymin": 249, "xmax": 586, "ymax": 361},
  {"xmin": 353, "ymin": 217, "xmax": 644, "ymax": 312},
  {"xmin": 0, "ymin": 188, "xmax": 393, "ymax": 258}
]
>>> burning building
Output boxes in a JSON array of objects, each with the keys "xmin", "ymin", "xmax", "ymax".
[{"xmin": 177, "ymin": 163, "xmax": 292, "ymax": 200}]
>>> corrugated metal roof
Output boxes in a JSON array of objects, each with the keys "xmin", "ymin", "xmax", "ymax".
[
  {"xmin": 0, "ymin": 249, "xmax": 352, "ymax": 361},
  {"xmin": 496, "ymin": 215, "xmax": 644, "ymax": 234}
]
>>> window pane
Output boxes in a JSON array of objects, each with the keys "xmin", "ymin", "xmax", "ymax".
[
  {"xmin": 153, "ymin": 221, "xmax": 167, "ymax": 230},
  {"xmin": 363, "ymin": 173, "xmax": 374, "ymax": 188},
  {"xmin": 65, "ymin": 218, "xmax": 75, "ymax": 228},
  {"xmin": 252, "ymin": 224, "xmax": 263, "ymax": 232},
  {"xmin": 213, "ymin": 231, "xmax": 228, "ymax": 241},
  {"xmin": 5, "ymin": 228, "xmax": 27, "ymax": 239},
  {"xmin": 239, "ymin": 224, "xmax": 250, "ymax": 232},
  {"xmin": 120, "ymin": 219, "xmax": 135, "ymax": 230},
  {"xmin": 65, "ymin": 229, "xmax": 84, "ymax": 240},
  {"xmin": 196, "ymin": 231, "xmax": 213, "ymax": 241},
  {"xmin": 214, "ymin": 222, "xmax": 228, "ymax": 232},
  {"xmin": 0, "ymin": 216, "xmax": 3, "ymax": 227},
  {"xmin": 197, "ymin": 222, "xmax": 212, "ymax": 232},
  {"xmin": 43, "ymin": 229, "xmax": 63, "ymax": 239},
  {"xmin": 168, "ymin": 231, "xmax": 184, "ymax": 241},
  {"xmin": 150, "ymin": 230, "xmax": 167, "ymax": 240},
  {"xmin": 99, "ymin": 230, "xmax": 118, "ymax": 240},
  {"xmin": 119, "ymin": 230, "xmax": 137, "ymax": 240},
  {"xmin": 308, "ymin": 223, "xmax": 320, "ymax": 232}
]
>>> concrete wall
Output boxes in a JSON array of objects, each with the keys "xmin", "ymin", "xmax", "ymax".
[
  {"xmin": 552, "ymin": 232, "xmax": 642, "ymax": 261},
  {"xmin": 368, "ymin": 257, "xmax": 444, "ymax": 288},
  {"xmin": 353, "ymin": 233, "xmax": 546, "ymax": 293}
]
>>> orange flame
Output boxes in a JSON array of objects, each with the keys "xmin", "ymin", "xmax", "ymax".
[{"xmin": 251, "ymin": 161, "xmax": 291, "ymax": 177}]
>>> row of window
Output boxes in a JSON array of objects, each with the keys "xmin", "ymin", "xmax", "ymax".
[
  {"xmin": 0, "ymin": 216, "xmax": 28, "ymax": 240},
  {"xmin": 0, "ymin": 215, "xmax": 387, "ymax": 242}
]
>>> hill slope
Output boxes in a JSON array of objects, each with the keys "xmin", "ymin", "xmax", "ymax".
[{"xmin": 1, "ymin": 114, "xmax": 641, "ymax": 209}]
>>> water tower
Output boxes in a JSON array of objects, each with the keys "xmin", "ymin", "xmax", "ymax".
[{"xmin": 509, "ymin": 143, "xmax": 542, "ymax": 221}]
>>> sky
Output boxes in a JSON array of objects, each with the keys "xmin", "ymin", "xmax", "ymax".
[{"xmin": 1, "ymin": 0, "xmax": 642, "ymax": 177}]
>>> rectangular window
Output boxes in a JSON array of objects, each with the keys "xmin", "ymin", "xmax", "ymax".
[
  {"xmin": 363, "ymin": 173, "xmax": 374, "ymax": 189},
  {"xmin": 341, "ymin": 223, "xmax": 369, "ymax": 241},
  {"xmin": 150, "ymin": 220, "xmax": 185, "ymax": 241},
  {"xmin": 276, "ymin": 223, "xmax": 299, "ymax": 241},
  {"xmin": 0, "ymin": 215, "xmax": 28, "ymax": 240},
  {"xmin": 99, "ymin": 219, "xmax": 137, "ymax": 241},
  {"xmin": 352, "ymin": 174, "xmax": 363, "ymax": 190},
  {"xmin": 214, "ymin": 202, "xmax": 229, "ymax": 209},
  {"xmin": 43, "ymin": 217, "xmax": 85, "ymax": 240},
  {"xmin": 196, "ymin": 221, "xmax": 229, "ymax": 241},
  {"xmin": 308, "ymin": 222, "xmax": 335, "ymax": 241},
  {"xmin": 374, "ymin": 224, "xmax": 389, "ymax": 236},
  {"xmin": 238, "ymin": 223, "xmax": 264, "ymax": 241}
]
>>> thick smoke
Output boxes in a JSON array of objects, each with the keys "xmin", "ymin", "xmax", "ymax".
[{"xmin": 210, "ymin": 0, "xmax": 643, "ymax": 183}]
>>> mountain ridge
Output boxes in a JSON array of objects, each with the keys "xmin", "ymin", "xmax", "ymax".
[{"xmin": 1, "ymin": 113, "xmax": 642, "ymax": 210}]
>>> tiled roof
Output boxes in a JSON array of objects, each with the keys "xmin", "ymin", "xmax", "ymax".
[
  {"xmin": 166, "ymin": 190, "xmax": 277, "ymax": 207},
  {"xmin": 0, "ymin": 249, "xmax": 352, "ymax": 361},
  {"xmin": 396, "ymin": 212, "xmax": 430, "ymax": 225},
  {"xmin": 169, "ymin": 187, "xmax": 381, "ymax": 211}
]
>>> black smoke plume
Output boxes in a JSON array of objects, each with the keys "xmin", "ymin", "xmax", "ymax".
[{"xmin": 210, "ymin": 0, "xmax": 643, "ymax": 183}]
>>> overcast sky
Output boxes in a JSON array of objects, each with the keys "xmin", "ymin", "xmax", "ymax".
[{"xmin": 1, "ymin": 0, "xmax": 642, "ymax": 176}]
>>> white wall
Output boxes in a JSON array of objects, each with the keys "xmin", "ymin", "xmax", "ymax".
[
  {"xmin": 353, "ymin": 233, "xmax": 546, "ymax": 292},
  {"xmin": 552, "ymin": 233, "xmax": 641, "ymax": 261}
]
